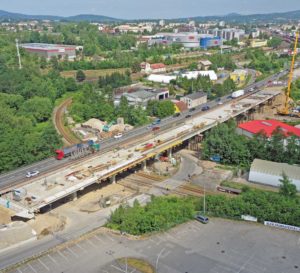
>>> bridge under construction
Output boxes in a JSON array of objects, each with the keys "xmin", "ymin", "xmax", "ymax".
[{"xmin": 0, "ymin": 89, "xmax": 280, "ymax": 219}]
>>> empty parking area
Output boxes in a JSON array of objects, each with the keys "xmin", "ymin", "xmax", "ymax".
[{"xmin": 4, "ymin": 218, "xmax": 300, "ymax": 273}]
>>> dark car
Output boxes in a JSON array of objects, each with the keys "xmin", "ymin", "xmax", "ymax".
[
  {"xmin": 195, "ymin": 214, "xmax": 209, "ymax": 224},
  {"xmin": 189, "ymin": 107, "xmax": 196, "ymax": 112},
  {"xmin": 201, "ymin": 106, "xmax": 210, "ymax": 111},
  {"xmin": 173, "ymin": 113, "xmax": 181, "ymax": 117},
  {"xmin": 185, "ymin": 114, "xmax": 192, "ymax": 118}
]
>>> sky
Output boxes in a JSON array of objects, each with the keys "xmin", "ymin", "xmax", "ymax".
[{"xmin": 1, "ymin": 0, "xmax": 300, "ymax": 19}]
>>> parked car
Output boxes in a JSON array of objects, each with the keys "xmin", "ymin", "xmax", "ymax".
[
  {"xmin": 173, "ymin": 113, "xmax": 181, "ymax": 117},
  {"xmin": 114, "ymin": 133, "xmax": 123, "ymax": 139},
  {"xmin": 26, "ymin": 170, "xmax": 40, "ymax": 178},
  {"xmin": 152, "ymin": 118, "xmax": 161, "ymax": 125},
  {"xmin": 195, "ymin": 214, "xmax": 209, "ymax": 224},
  {"xmin": 185, "ymin": 114, "xmax": 192, "ymax": 118},
  {"xmin": 201, "ymin": 105, "xmax": 210, "ymax": 111},
  {"xmin": 189, "ymin": 107, "xmax": 196, "ymax": 112},
  {"xmin": 152, "ymin": 126, "xmax": 160, "ymax": 131}
]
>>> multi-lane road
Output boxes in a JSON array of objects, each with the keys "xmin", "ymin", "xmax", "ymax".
[{"xmin": 0, "ymin": 68, "xmax": 289, "ymax": 191}]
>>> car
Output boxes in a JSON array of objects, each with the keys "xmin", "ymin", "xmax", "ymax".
[
  {"xmin": 201, "ymin": 106, "xmax": 210, "ymax": 111},
  {"xmin": 173, "ymin": 113, "xmax": 181, "ymax": 117},
  {"xmin": 152, "ymin": 118, "xmax": 161, "ymax": 125},
  {"xmin": 248, "ymin": 87, "xmax": 254, "ymax": 92},
  {"xmin": 114, "ymin": 133, "xmax": 123, "ymax": 139},
  {"xmin": 189, "ymin": 107, "xmax": 196, "ymax": 112},
  {"xmin": 26, "ymin": 170, "xmax": 40, "ymax": 178},
  {"xmin": 195, "ymin": 214, "xmax": 209, "ymax": 224},
  {"xmin": 152, "ymin": 126, "xmax": 160, "ymax": 131},
  {"xmin": 185, "ymin": 114, "xmax": 192, "ymax": 118},
  {"xmin": 218, "ymin": 101, "xmax": 223, "ymax": 105}
]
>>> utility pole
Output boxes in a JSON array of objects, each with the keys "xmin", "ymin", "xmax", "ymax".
[{"xmin": 15, "ymin": 39, "xmax": 22, "ymax": 69}]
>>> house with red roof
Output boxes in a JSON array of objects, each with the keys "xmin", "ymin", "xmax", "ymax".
[
  {"xmin": 237, "ymin": 120, "xmax": 300, "ymax": 139},
  {"xmin": 140, "ymin": 62, "xmax": 166, "ymax": 74}
]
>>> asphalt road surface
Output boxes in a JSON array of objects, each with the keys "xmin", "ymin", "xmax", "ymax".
[
  {"xmin": 3, "ymin": 218, "xmax": 300, "ymax": 273},
  {"xmin": 0, "ymin": 69, "xmax": 289, "ymax": 191}
]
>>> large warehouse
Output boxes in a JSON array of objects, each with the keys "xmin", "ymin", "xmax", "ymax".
[
  {"xmin": 20, "ymin": 43, "xmax": 83, "ymax": 60},
  {"xmin": 249, "ymin": 159, "xmax": 300, "ymax": 191}
]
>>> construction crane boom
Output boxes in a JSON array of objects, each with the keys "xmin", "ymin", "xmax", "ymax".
[{"xmin": 278, "ymin": 32, "xmax": 299, "ymax": 115}]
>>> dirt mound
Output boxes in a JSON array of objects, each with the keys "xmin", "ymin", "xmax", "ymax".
[{"xmin": 28, "ymin": 213, "xmax": 66, "ymax": 237}]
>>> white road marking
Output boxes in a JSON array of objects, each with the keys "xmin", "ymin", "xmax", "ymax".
[
  {"xmin": 17, "ymin": 268, "xmax": 23, "ymax": 273},
  {"xmin": 111, "ymin": 264, "xmax": 127, "ymax": 273},
  {"xmin": 86, "ymin": 238, "xmax": 98, "ymax": 248},
  {"xmin": 57, "ymin": 250, "xmax": 69, "ymax": 261},
  {"xmin": 76, "ymin": 242, "xmax": 88, "ymax": 253},
  {"xmin": 47, "ymin": 254, "xmax": 59, "ymax": 265},
  {"xmin": 38, "ymin": 258, "xmax": 50, "ymax": 271},
  {"xmin": 94, "ymin": 234, "xmax": 104, "ymax": 243},
  {"xmin": 28, "ymin": 263, "xmax": 38, "ymax": 273},
  {"xmin": 104, "ymin": 233, "xmax": 115, "ymax": 242},
  {"xmin": 66, "ymin": 247, "xmax": 79, "ymax": 258}
]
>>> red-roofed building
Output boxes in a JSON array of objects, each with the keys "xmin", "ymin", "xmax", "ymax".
[
  {"xmin": 173, "ymin": 100, "xmax": 188, "ymax": 113},
  {"xmin": 237, "ymin": 120, "xmax": 300, "ymax": 138},
  {"xmin": 140, "ymin": 62, "xmax": 166, "ymax": 74}
]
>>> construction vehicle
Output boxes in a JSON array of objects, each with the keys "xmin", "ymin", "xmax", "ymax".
[
  {"xmin": 103, "ymin": 121, "xmax": 116, "ymax": 132},
  {"xmin": 277, "ymin": 32, "xmax": 299, "ymax": 116}
]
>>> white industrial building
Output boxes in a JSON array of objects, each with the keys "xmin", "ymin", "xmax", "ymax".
[
  {"xmin": 147, "ymin": 70, "xmax": 217, "ymax": 84},
  {"xmin": 249, "ymin": 159, "xmax": 300, "ymax": 191},
  {"xmin": 181, "ymin": 70, "xmax": 218, "ymax": 82}
]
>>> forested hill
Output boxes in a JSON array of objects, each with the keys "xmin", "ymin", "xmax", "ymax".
[
  {"xmin": 0, "ymin": 10, "xmax": 121, "ymax": 22},
  {"xmin": 1, "ymin": 9, "xmax": 300, "ymax": 23}
]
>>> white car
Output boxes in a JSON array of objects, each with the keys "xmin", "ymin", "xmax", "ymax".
[
  {"xmin": 26, "ymin": 170, "xmax": 40, "ymax": 178},
  {"xmin": 218, "ymin": 101, "xmax": 223, "ymax": 105},
  {"xmin": 114, "ymin": 133, "xmax": 123, "ymax": 139}
]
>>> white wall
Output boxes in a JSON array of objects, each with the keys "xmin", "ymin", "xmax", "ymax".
[{"xmin": 249, "ymin": 171, "xmax": 300, "ymax": 191}]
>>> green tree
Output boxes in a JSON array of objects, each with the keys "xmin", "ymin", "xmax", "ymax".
[
  {"xmin": 76, "ymin": 70, "xmax": 86, "ymax": 82},
  {"xmin": 279, "ymin": 172, "xmax": 297, "ymax": 198}
]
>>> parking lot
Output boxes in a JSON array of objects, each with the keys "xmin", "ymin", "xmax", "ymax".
[{"xmin": 4, "ymin": 218, "xmax": 300, "ymax": 273}]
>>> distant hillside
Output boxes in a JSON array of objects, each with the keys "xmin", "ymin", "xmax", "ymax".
[
  {"xmin": 0, "ymin": 10, "xmax": 121, "ymax": 23},
  {"xmin": 0, "ymin": 9, "xmax": 300, "ymax": 23},
  {"xmin": 185, "ymin": 10, "xmax": 300, "ymax": 23}
]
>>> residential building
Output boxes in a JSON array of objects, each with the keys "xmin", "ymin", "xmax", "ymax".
[
  {"xmin": 230, "ymin": 69, "xmax": 248, "ymax": 84},
  {"xmin": 140, "ymin": 62, "xmax": 166, "ymax": 74},
  {"xmin": 180, "ymin": 92, "xmax": 207, "ymax": 109},
  {"xmin": 173, "ymin": 100, "xmax": 188, "ymax": 113},
  {"xmin": 20, "ymin": 43, "xmax": 83, "ymax": 60},
  {"xmin": 250, "ymin": 39, "xmax": 268, "ymax": 48},
  {"xmin": 249, "ymin": 159, "xmax": 300, "ymax": 191},
  {"xmin": 116, "ymin": 88, "xmax": 169, "ymax": 108},
  {"xmin": 198, "ymin": 60, "xmax": 212, "ymax": 70}
]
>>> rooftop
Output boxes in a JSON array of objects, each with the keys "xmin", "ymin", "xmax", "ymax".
[
  {"xmin": 125, "ymin": 90, "xmax": 155, "ymax": 100},
  {"xmin": 238, "ymin": 120, "xmax": 300, "ymax": 138},
  {"xmin": 250, "ymin": 159, "xmax": 300, "ymax": 181},
  {"xmin": 20, "ymin": 43, "xmax": 79, "ymax": 51},
  {"xmin": 184, "ymin": 92, "xmax": 207, "ymax": 100}
]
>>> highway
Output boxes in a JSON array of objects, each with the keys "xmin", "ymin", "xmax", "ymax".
[{"xmin": 0, "ymin": 68, "xmax": 289, "ymax": 192}]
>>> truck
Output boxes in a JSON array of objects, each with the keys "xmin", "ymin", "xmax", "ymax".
[
  {"xmin": 231, "ymin": 90, "xmax": 245, "ymax": 98},
  {"xmin": 55, "ymin": 140, "xmax": 95, "ymax": 160}
]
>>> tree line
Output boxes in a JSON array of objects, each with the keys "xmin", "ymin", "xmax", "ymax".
[{"xmin": 202, "ymin": 120, "xmax": 300, "ymax": 169}]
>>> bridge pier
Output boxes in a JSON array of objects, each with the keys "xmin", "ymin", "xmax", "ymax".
[
  {"xmin": 72, "ymin": 192, "xmax": 78, "ymax": 201},
  {"xmin": 167, "ymin": 148, "xmax": 172, "ymax": 159},
  {"xmin": 110, "ymin": 175, "xmax": 116, "ymax": 184},
  {"xmin": 142, "ymin": 161, "xmax": 147, "ymax": 171}
]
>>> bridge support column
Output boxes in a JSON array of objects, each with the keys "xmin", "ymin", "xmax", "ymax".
[
  {"xmin": 110, "ymin": 175, "xmax": 116, "ymax": 184},
  {"xmin": 167, "ymin": 148, "xmax": 172, "ymax": 159},
  {"xmin": 142, "ymin": 161, "xmax": 147, "ymax": 171},
  {"xmin": 72, "ymin": 192, "xmax": 78, "ymax": 201}
]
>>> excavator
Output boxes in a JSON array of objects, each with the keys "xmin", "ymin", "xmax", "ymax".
[{"xmin": 277, "ymin": 32, "xmax": 300, "ymax": 117}]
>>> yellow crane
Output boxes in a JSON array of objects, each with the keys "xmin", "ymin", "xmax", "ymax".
[{"xmin": 278, "ymin": 32, "xmax": 299, "ymax": 115}]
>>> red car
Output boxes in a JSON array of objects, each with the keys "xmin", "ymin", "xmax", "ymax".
[{"xmin": 152, "ymin": 126, "xmax": 160, "ymax": 131}]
